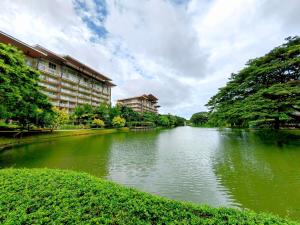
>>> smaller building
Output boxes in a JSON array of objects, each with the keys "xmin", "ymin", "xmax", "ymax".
[{"xmin": 117, "ymin": 94, "xmax": 160, "ymax": 114}]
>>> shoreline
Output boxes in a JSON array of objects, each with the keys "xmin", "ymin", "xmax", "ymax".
[{"xmin": 0, "ymin": 128, "xmax": 129, "ymax": 151}]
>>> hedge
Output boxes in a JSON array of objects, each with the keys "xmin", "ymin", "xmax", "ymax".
[{"xmin": 0, "ymin": 169, "xmax": 296, "ymax": 224}]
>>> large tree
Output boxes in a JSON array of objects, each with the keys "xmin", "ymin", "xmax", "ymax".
[
  {"xmin": 206, "ymin": 36, "xmax": 300, "ymax": 129},
  {"xmin": 0, "ymin": 43, "xmax": 53, "ymax": 129}
]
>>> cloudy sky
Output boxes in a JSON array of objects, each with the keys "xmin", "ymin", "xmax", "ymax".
[{"xmin": 0, "ymin": 0, "xmax": 299, "ymax": 118}]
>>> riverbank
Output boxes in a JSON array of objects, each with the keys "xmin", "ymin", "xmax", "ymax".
[
  {"xmin": 0, "ymin": 128, "xmax": 129, "ymax": 151},
  {"xmin": 0, "ymin": 168, "xmax": 295, "ymax": 224}
]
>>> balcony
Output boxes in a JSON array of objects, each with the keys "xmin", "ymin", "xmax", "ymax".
[{"xmin": 38, "ymin": 64, "xmax": 60, "ymax": 76}]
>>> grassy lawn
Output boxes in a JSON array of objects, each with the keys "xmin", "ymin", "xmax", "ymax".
[
  {"xmin": 0, "ymin": 168, "xmax": 296, "ymax": 225},
  {"xmin": 0, "ymin": 128, "xmax": 129, "ymax": 150}
]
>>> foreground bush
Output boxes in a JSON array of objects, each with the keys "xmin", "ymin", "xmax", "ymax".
[{"xmin": 0, "ymin": 169, "xmax": 295, "ymax": 224}]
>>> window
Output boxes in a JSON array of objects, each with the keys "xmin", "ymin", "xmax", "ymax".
[{"xmin": 49, "ymin": 62, "xmax": 56, "ymax": 70}]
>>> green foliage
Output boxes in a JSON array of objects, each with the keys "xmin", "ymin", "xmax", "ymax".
[
  {"xmin": 112, "ymin": 116, "xmax": 126, "ymax": 128},
  {"xmin": 159, "ymin": 115, "xmax": 170, "ymax": 127},
  {"xmin": 0, "ymin": 169, "xmax": 295, "ymax": 224},
  {"xmin": 120, "ymin": 105, "xmax": 141, "ymax": 122},
  {"xmin": 207, "ymin": 36, "xmax": 300, "ymax": 129},
  {"xmin": 143, "ymin": 112, "xmax": 159, "ymax": 123},
  {"xmin": 190, "ymin": 112, "xmax": 209, "ymax": 126},
  {"xmin": 92, "ymin": 118, "xmax": 105, "ymax": 128},
  {"xmin": 0, "ymin": 43, "xmax": 53, "ymax": 129},
  {"xmin": 93, "ymin": 103, "xmax": 110, "ymax": 123},
  {"xmin": 73, "ymin": 104, "xmax": 93, "ymax": 125},
  {"xmin": 70, "ymin": 103, "xmax": 185, "ymax": 129},
  {"xmin": 51, "ymin": 107, "xmax": 69, "ymax": 129}
]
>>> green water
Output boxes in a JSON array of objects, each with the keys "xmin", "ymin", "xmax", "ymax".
[{"xmin": 0, "ymin": 127, "xmax": 300, "ymax": 220}]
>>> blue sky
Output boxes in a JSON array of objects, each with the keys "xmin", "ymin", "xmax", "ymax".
[{"xmin": 0, "ymin": 0, "xmax": 299, "ymax": 118}]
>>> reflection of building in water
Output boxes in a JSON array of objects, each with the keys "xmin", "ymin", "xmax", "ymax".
[{"xmin": 0, "ymin": 31, "xmax": 116, "ymax": 113}]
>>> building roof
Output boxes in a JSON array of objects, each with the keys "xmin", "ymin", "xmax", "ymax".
[
  {"xmin": 0, "ymin": 31, "xmax": 46, "ymax": 58},
  {"xmin": 117, "ymin": 94, "xmax": 159, "ymax": 103},
  {"xmin": 34, "ymin": 45, "xmax": 66, "ymax": 63},
  {"xmin": 0, "ymin": 31, "xmax": 116, "ymax": 87}
]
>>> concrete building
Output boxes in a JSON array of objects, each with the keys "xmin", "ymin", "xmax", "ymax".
[
  {"xmin": 117, "ymin": 94, "xmax": 160, "ymax": 114},
  {"xmin": 0, "ymin": 31, "xmax": 115, "ymax": 113}
]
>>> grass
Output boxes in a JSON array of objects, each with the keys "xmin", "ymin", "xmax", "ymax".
[
  {"xmin": 0, "ymin": 169, "xmax": 296, "ymax": 225},
  {"xmin": 0, "ymin": 128, "xmax": 129, "ymax": 150}
]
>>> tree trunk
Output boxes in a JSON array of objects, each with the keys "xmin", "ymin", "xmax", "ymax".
[{"xmin": 274, "ymin": 117, "xmax": 280, "ymax": 130}]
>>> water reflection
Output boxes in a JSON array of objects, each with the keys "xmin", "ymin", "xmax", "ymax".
[
  {"xmin": 107, "ymin": 127, "xmax": 236, "ymax": 207},
  {"xmin": 0, "ymin": 127, "xmax": 299, "ymax": 220},
  {"xmin": 0, "ymin": 134, "xmax": 113, "ymax": 177},
  {"xmin": 213, "ymin": 129, "xmax": 300, "ymax": 219}
]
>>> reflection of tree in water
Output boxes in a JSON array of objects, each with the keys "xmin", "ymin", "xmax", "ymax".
[
  {"xmin": 213, "ymin": 129, "xmax": 300, "ymax": 220},
  {"xmin": 0, "ymin": 134, "xmax": 114, "ymax": 178}
]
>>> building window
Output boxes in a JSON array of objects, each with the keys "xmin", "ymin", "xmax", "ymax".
[{"xmin": 49, "ymin": 62, "xmax": 56, "ymax": 70}]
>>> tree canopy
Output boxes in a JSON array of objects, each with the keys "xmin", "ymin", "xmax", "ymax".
[
  {"xmin": 0, "ymin": 43, "xmax": 54, "ymax": 129},
  {"xmin": 206, "ymin": 36, "xmax": 300, "ymax": 128}
]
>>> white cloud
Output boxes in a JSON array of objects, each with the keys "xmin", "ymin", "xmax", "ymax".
[{"xmin": 0, "ymin": 0, "xmax": 299, "ymax": 118}]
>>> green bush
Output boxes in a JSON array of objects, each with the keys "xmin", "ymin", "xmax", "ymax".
[
  {"xmin": 0, "ymin": 169, "xmax": 295, "ymax": 224},
  {"xmin": 92, "ymin": 118, "xmax": 105, "ymax": 128},
  {"xmin": 112, "ymin": 116, "xmax": 126, "ymax": 128}
]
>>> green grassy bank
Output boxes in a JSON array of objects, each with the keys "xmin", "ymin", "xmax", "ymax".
[
  {"xmin": 0, "ymin": 169, "xmax": 296, "ymax": 224},
  {"xmin": 0, "ymin": 128, "xmax": 129, "ymax": 151}
]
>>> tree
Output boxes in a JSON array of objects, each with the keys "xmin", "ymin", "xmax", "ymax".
[
  {"xmin": 158, "ymin": 115, "xmax": 170, "ymax": 127},
  {"xmin": 51, "ymin": 107, "xmax": 69, "ymax": 129},
  {"xmin": 0, "ymin": 43, "xmax": 53, "ymax": 129},
  {"xmin": 112, "ymin": 116, "xmax": 126, "ymax": 128},
  {"xmin": 206, "ymin": 36, "xmax": 300, "ymax": 129},
  {"xmin": 143, "ymin": 112, "xmax": 159, "ymax": 124},
  {"xmin": 73, "ymin": 104, "xmax": 93, "ymax": 125},
  {"xmin": 190, "ymin": 112, "xmax": 209, "ymax": 126},
  {"xmin": 93, "ymin": 103, "xmax": 110, "ymax": 125},
  {"xmin": 119, "ymin": 105, "xmax": 141, "ymax": 122}
]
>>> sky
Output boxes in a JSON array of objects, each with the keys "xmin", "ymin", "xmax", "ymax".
[{"xmin": 0, "ymin": 0, "xmax": 299, "ymax": 118}]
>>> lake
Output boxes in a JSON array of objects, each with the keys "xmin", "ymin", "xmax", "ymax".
[{"xmin": 0, "ymin": 127, "xmax": 299, "ymax": 220}]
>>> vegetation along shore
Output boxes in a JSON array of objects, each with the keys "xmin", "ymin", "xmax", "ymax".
[{"xmin": 0, "ymin": 168, "xmax": 297, "ymax": 225}]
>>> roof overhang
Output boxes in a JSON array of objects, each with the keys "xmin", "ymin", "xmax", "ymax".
[
  {"xmin": 0, "ymin": 31, "xmax": 46, "ymax": 58},
  {"xmin": 63, "ymin": 55, "xmax": 112, "ymax": 82},
  {"xmin": 34, "ymin": 45, "xmax": 66, "ymax": 63}
]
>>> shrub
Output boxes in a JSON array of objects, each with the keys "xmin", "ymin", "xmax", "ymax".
[
  {"xmin": 0, "ymin": 169, "xmax": 295, "ymax": 225},
  {"xmin": 92, "ymin": 118, "xmax": 105, "ymax": 128},
  {"xmin": 112, "ymin": 116, "xmax": 126, "ymax": 128}
]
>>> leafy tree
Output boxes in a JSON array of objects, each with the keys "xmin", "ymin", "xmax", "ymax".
[
  {"xmin": 51, "ymin": 107, "xmax": 69, "ymax": 129},
  {"xmin": 206, "ymin": 36, "xmax": 300, "ymax": 129},
  {"xmin": 190, "ymin": 112, "xmax": 209, "ymax": 126},
  {"xmin": 0, "ymin": 43, "xmax": 53, "ymax": 129},
  {"xmin": 158, "ymin": 115, "xmax": 170, "ymax": 127},
  {"xmin": 112, "ymin": 116, "xmax": 126, "ymax": 128},
  {"xmin": 93, "ymin": 103, "xmax": 111, "ymax": 125},
  {"xmin": 73, "ymin": 104, "xmax": 93, "ymax": 125},
  {"xmin": 119, "ymin": 105, "xmax": 141, "ymax": 122},
  {"xmin": 109, "ymin": 105, "xmax": 121, "ymax": 122},
  {"xmin": 143, "ymin": 112, "xmax": 159, "ymax": 124}
]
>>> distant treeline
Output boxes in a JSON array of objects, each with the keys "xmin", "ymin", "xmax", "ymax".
[{"xmin": 191, "ymin": 36, "xmax": 300, "ymax": 129}]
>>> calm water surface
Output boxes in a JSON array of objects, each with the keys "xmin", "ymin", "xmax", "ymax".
[{"xmin": 0, "ymin": 127, "xmax": 300, "ymax": 220}]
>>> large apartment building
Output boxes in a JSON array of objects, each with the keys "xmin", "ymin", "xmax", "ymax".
[
  {"xmin": 117, "ymin": 94, "xmax": 160, "ymax": 114},
  {"xmin": 0, "ymin": 31, "xmax": 115, "ymax": 113}
]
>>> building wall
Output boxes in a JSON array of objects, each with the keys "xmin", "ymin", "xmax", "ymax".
[
  {"xmin": 118, "ymin": 98, "xmax": 158, "ymax": 114},
  {"xmin": 26, "ymin": 56, "xmax": 111, "ymax": 113}
]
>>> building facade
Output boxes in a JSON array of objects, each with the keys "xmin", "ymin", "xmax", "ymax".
[
  {"xmin": 117, "ymin": 94, "xmax": 160, "ymax": 114},
  {"xmin": 0, "ymin": 31, "xmax": 115, "ymax": 113}
]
